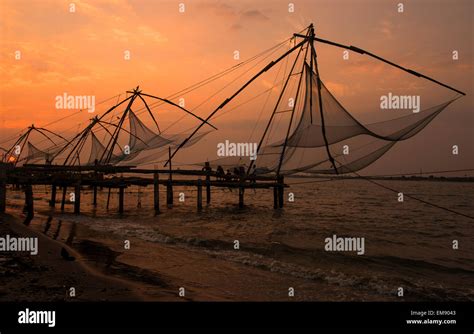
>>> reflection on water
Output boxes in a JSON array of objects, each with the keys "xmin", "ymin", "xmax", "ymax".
[
  {"xmin": 43, "ymin": 216, "xmax": 52, "ymax": 234},
  {"xmin": 5, "ymin": 178, "xmax": 474, "ymax": 301},
  {"xmin": 66, "ymin": 222, "xmax": 76, "ymax": 245},
  {"xmin": 52, "ymin": 220, "xmax": 62, "ymax": 240}
]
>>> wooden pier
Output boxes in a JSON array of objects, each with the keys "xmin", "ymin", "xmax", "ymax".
[{"xmin": 0, "ymin": 163, "xmax": 287, "ymax": 216}]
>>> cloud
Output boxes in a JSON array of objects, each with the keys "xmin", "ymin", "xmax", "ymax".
[
  {"xmin": 111, "ymin": 26, "xmax": 168, "ymax": 44},
  {"xmin": 137, "ymin": 26, "xmax": 168, "ymax": 43},
  {"xmin": 241, "ymin": 9, "xmax": 269, "ymax": 21},
  {"xmin": 325, "ymin": 81, "xmax": 354, "ymax": 97},
  {"xmin": 199, "ymin": 2, "xmax": 269, "ymax": 31},
  {"xmin": 377, "ymin": 19, "xmax": 394, "ymax": 39},
  {"xmin": 230, "ymin": 23, "xmax": 243, "ymax": 31},
  {"xmin": 199, "ymin": 1, "xmax": 237, "ymax": 18}
]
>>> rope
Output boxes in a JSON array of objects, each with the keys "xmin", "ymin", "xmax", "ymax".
[
  {"xmin": 336, "ymin": 158, "xmax": 474, "ymax": 220},
  {"xmin": 362, "ymin": 176, "xmax": 473, "ymax": 219},
  {"xmin": 287, "ymin": 178, "xmax": 335, "ymax": 185},
  {"xmin": 0, "ymin": 94, "xmax": 122, "ymax": 146},
  {"xmin": 366, "ymin": 168, "xmax": 474, "ymax": 178},
  {"xmin": 4, "ymin": 37, "xmax": 294, "ymax": 155}
]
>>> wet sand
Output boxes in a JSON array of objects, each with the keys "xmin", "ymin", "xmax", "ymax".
[
  {"xmin": 1, "ymin": 211, "xmax": 358, "ymax": 302},
  {"xmin": 0, "ymin": 213, "xmax": 146, "ymax": 301},
  {"xmin": 2, "ymin": 177, "xmax": 473, "ymax": 302}
]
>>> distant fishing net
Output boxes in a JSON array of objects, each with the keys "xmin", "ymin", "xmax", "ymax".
[
  {"xmin": 87, "ymin": 132, "xmax": 122, "ymax": 165},
  {"xmin": 25, "ymin": 142, "xmax": 62, "ymax": 164},
  {"xmin": 128, "ymin": 110, "xmax": 172, "ymax": 152},
  {"xmin": 106, "ymin": 110, "xmax": 211, "ymax": 166}
]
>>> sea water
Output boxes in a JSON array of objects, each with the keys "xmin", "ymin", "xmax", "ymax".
[{"xmin": 5, "ymin": 178, "xmax": 474, "ymax": 301}]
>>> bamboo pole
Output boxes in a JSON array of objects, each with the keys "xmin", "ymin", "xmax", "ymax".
[
  {"xmin": 24, "ymin": 184, "xmax": 34, "ymax": 224},
  {"xmin": 273, "ymin": 186, "xmax": 278, "ymax": 209},
  {"xmin": 206, "ymin": 173, "xmax": 211, "ymax": 204},
  {"xmin": 239, "ymin": 186, "xmax": 244, "ymax": 208},
  {"xmin": 74, "ymin": 182, "xmax": 81, "ymax": 214},
  {"xmin": 106, "ymin": 187, "xmax": 111, "ymax": 210},
  {"xmin": 93, "ymin": 185, "xmax": 97, "ymax": 206},
  {"xmin": 167, "ymin": 147, "xmax": 173, "ymax": 208},
  {"xmin": 278, "ymin": 176, "xmax": 284, "ymax": 208},
  {"xmin": 119, "ymin": 186, "xmax": 124, "ymax": 214},
  {"xmin": 0, "ymin": 167, "xmax": 6, "ymax": 213},
  {"xmin": 197, "ymin": 179, "xmax": 203, "ymax": 210},
  {"xmin": 49, "ymin": 185, "xmax": 56, "ymax": 207},
  {"xmin": 154, "ymin": 172, "xmax": 160, "ymax": 214},
  {"xmin": 61, "ymin": 186, "xmax": 67, "ymax": 211}
]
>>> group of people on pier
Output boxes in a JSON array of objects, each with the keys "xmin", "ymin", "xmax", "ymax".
[{"xmin": 202, "ymin": 162, "xmax": 259, "ymax": 182}]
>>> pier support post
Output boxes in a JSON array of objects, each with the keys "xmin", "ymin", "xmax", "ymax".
[
  {"xmin": 166, "ymin": 180, "xmax": 173, "ymax": 208},
  {"xmin": 0, "ymin": 167, "xmax": 6, "ymax": 213},
  {"xmin": 239, "ymin": 186, "xmax": 244, "ymax": 208},
  {"xmin": 24, "ymin": 184, "xmax": 34, "ymax": 223},
  {"xmin": 273, "ymin": 186, "xmax": 278, "ymax": 209},
  {"xmin": 206, "ymin": 173, "xmax": 211, "ymax": 205},
  {"xmin": 197, "ymin": 179, "xmax": 203, "ymax": 210},
  {"xmin": 106, "ymin": 188, "xmax": 111, "ymax": 210},
  {"xmin": 49, "ymin": 185, "xmax": 57, "ymax": 207},
  {"xmin": 153, "ymin": 172, "xmax": 160, "ymax": 214},
  {"xmin": 278, "ymin": 176, "xmax": 284, "ymax": 208},
  {"xmin": 167, "ymin": 147, "xmax": 173, "ymax": 208},
  {"xmin": 74, "ymin": 183, "xmax": 81, "ymax": 215},
  {"xmin": 118, "ymin": 186, "xmax": 124, "ymax": 214},
  {"xmin": 61, "ymin": 186, "xmax": 67, "ymax": 211},
  {"xmin": 93, "ymin": 186, "xmax": 97, "ymax": 206}
]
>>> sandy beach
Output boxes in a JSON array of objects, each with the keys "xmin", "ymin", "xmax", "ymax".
[
  {"xmin": 0, "ymin": 213, "xmax": 149, "ymax": 302},
  {"xmin": 1, "ymin": 209, "xmax": 362, "ymax": 302},
  {"xmin": 2, "ymin": 176, "xmax": 474, "ymax": 303}
]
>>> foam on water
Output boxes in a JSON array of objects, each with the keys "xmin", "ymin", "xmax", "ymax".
[{"xmin": 5, "ymin": 179, "xmax": 474, "ymax": 300}]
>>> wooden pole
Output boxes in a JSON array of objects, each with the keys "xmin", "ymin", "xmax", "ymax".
[
  {"xmin": 278, "ymin": 176, "xmax": 284, "ymax": 208},
  {"xmin": 153, "ymin": 172, "xmax": 160, "ymax": 214},
  {"xmin": 239, "ymin": 186, "xmax": 244, "ymax": 208},
  {"xmin": 247, "ymin": 33, "xmax": 306, "ymax": 175},
  {"xmin": 166, "ymin": 180, "xmax": 173, "ymax": 208},
  {"xmin": 102, "ymin": 93, "xmax": 137, "ymax": 164},
  {"xmin": 206, "ymin": 172, "xmax": 211, "ymax": 204},
  {"xmin": 118, "ymin": 186, "xmax": 124, "ymax": 214},
  {"xmin": 310, "ymin": 27, "xmax": 338, "ymax": 174},
  {"xmin": 277, "ymin": 32, "xmax": 310, "ymax": 176},
  {"xmin": 167, "ymin": 147, "xmax": 173, "ymax": 208},
  {"xmin": 106, "ymin": 187, "xmax": 111, "ymax": 210},
  {"xmin": 24, "ymin": 184, "xmax": 34, "ymax": 224},
  {"xmin": 166, "ymin": 38, "xmax": 308, "ymax": 166},
  {"xmin": 49, "ymin": 185, "xmax": 56, "ymax": 207},
  {"xmin": 61, "ymin": 186, "xmax": 67, "ymax": 211},
  {"xmin": 0, "ymin": 167, "xmax": 6, "ymax": 213},
  {"xmin": 197, "ymin": 179, "xmax": 203, "ymax": 210},
  {"xmin": 93, "ymin": 185, "xmax": 97, "ymax": 206},
  {"xmin": 273, "ymin": 186, "xmax": 278, "ymax": 209},
  {"xmin": 74, "ymin": 182, "xmax": 81, "ymax": 214}
]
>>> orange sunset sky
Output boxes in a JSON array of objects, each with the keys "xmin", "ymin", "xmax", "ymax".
[{"xmin": 0, "ymin": 0, "xmax": 472, "ymax": 174}]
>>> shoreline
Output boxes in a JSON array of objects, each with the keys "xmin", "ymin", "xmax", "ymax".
[
  {"xmin": 1, "ymin": 210, "xmax": 364, "ymax": 302},
  {"xmin": 2, "ymin": 196, "xmax": 473, "ymax": 302},
  {"xmin": 287, "ymin": 175, "xmax": 474, "ymax": 182},
  {"xmin": 0, "ymin": 213, "xmax": 150, "ymax": 302}
]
